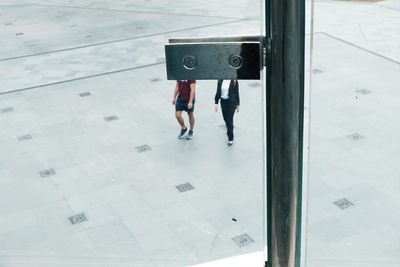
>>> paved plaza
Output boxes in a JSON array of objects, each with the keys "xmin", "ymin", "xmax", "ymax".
[{"xmin": 0, "ymin": 0, "xmax": 399, "ymax": 266}]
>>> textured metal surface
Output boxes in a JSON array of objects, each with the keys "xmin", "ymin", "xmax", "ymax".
[
  {"xmin": 169, "ymin": 36, "xmax": 262, "ymax": 44},
  {"xmin": 165, "ymin": 42, "xmax": 261, "ymax": 80}
]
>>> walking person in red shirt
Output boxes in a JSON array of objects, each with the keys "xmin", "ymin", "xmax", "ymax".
[{"xmin": 172, "ymin": 80, "xmax": 196, "ymax": 139}]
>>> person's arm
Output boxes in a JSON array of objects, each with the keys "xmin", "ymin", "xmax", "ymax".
[
  {"xmin": 214, "ymin": 80, "xmax": 222, "ymax": 112},
  {"xmin": 188, "ymin": 81, "xmax": 196, "ymax": 109},
  {"xmin": 235, "ymin": 81, "xmax": 240, "ymax": 112},
  {"xmin": 172, "ymin": 81, "xmax": 179, "ymax": 105}
]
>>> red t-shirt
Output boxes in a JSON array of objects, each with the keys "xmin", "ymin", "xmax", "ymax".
[{"xmin": 177, "ymin": 80, "xmax": 196, "ymax": 100}]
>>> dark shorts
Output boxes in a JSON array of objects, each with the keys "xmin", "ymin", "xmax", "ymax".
[{"xmin": 175, "ymin": 99, "xmax": 195, "ymax": 113}]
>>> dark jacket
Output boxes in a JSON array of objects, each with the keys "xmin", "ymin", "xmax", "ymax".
[{"xmin": 214, "ymin": 80, "xmax": 240, "ymax": 106}]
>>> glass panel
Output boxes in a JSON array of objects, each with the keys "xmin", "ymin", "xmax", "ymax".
[
  {"xmin": 305, "ymin": 0, "xmax": 400, "ymax": 266},
  {"xmin": 0, "ymin": 0, "xmax": 264, "ymax": 266}
]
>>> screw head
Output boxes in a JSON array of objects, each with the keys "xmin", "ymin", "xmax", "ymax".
[
  {"xmin": 182, "ymin": 55, "xmax": 197, "ymax": 69},
  {"xmin": 229, "ymin": 55, "xmax": 243, "ymax": 69}
]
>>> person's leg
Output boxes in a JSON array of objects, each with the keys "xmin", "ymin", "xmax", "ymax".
[
  {"xmin": 221, "ymin": 100, "xmax": 229, "ymax": 125},
  {"xmin": 188, "ymin": 112, "xmax": 195, "ymax": 131},
  {"xmin": 175, "ymin": 111, "xmax": 186, "ymax": 129},
  {"xmin": 221, "ymin": 100, "xmax": 233, "ymax": 140},
  {"xmin": 225, "ymin": 104, "xmax": 235, "ymax": 141}
]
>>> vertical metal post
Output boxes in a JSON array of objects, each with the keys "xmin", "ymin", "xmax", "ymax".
[{"xmin": 265, "ymin": 0, "xmax": 305, "ymax": 265}]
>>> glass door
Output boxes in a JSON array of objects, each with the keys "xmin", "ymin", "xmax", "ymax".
[
  {"xmin": 0, "ymin": 0, "xmax": 265, "ymax": 266},
  {"xmin": 304, "ymin": 0, "xmax": 400, "ymax": 266}
]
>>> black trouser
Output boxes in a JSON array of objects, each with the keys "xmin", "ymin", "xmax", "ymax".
[{"xmin": 221, "ymin": 99, "xmax": 236, "ymax": 141}]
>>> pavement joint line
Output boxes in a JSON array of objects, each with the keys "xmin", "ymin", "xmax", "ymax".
[
  {"xmin": 316, "ymin": 32, "xmax": 400, "ymax": 66},
  {"xmin": 0, "ymin": 62, "xmax": 165, "ymax": 96},
  {"xmin": 374, "ymin": 4, "xmax": 400, "ymax": 13},
  {"xmin": 0, "ymin": 18, "xmax": 247, "ymax": 62},
  {"xmin": 29, "ymin": 3, "xmax": 242, "ymax": 20},
  {"xmin": 0, "ymin": 4, "xmax": 28, "ymax": 7}
]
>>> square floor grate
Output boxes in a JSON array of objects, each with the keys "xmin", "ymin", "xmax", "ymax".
[
  {"xmin": 135, "ymin": 144, "xmax": 151, "ymax": 153},
  {"xmin": 68, "ymin": 213, "xmax": 87, "ymax": 225},
  {"xmin": 39, "ymin": 169, "xmax": 56, "ymax": 178},
  {"xmin": 176, "ymin": 183, "xmax": 194, "ymax": 192},
  {"xmin": 356, "ymin": 88, "xmax": 372, "ymax": 95},
  {"xmin": 334, "ymin": 198, "xmax": 353, "ymax": 210},
  {"xmin": 232, "ymin": 233, "xmax": 255, "ymax": 248},
  {"xmin": 79, "ymin": 92, "xmax": 91, "ymax": 97},
  {"xmin": 17, "ymin": 134, "xmax": 32, "ymax": 141},
  {"xmin": 248, "ymin": 82, "xmax": 261, "ymax": 88},
  {"xmin": 312, "ymin": 68, "xmax": 323, "ymax": 74},
  {"xmin": 349, "ymin": 133, "xmax": 364, "ymax": 141},
  {"xmin": 104, "ymin": 115, "xmax": 119, "ymax": 122},
  {"xmin": 1, "ymin": 107, "xmax": 14, "ymax": 113}
]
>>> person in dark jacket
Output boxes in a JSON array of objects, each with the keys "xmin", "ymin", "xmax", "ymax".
[{"xmin": 214, "ymin": 79, "xmax": 240, "ymax": 146}]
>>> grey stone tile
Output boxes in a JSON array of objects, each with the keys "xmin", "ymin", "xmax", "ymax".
[{"xmin": 85, "ymin": 221, "xmax": 132, "ymax": 247}]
